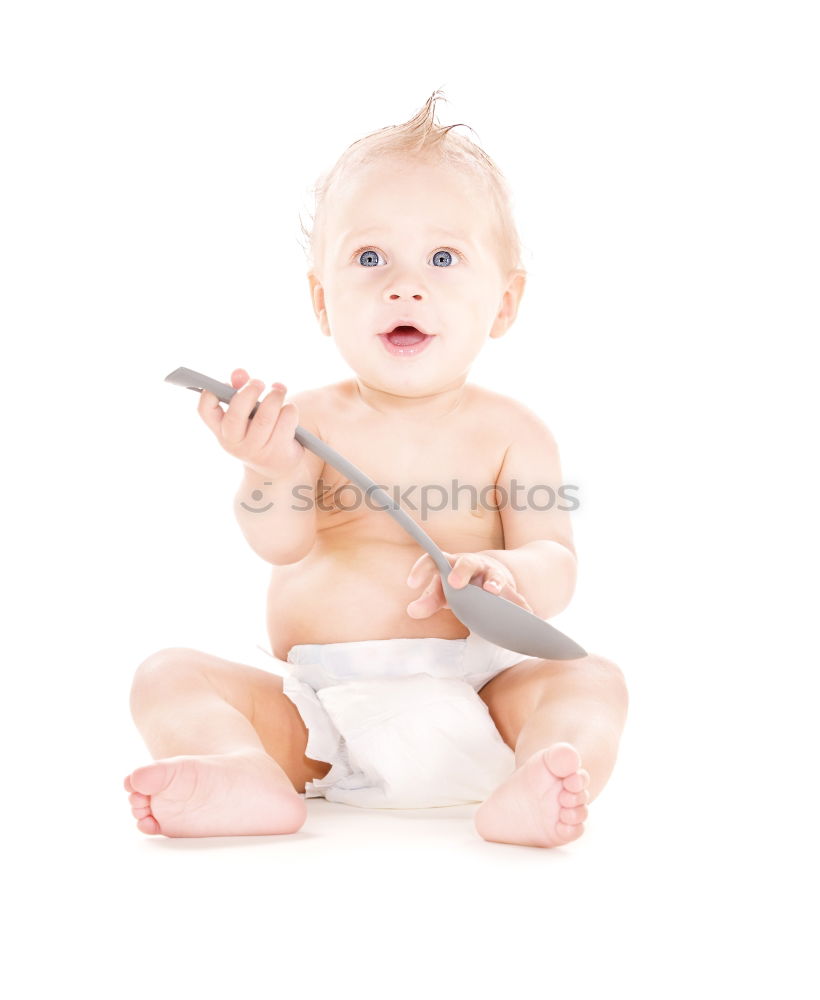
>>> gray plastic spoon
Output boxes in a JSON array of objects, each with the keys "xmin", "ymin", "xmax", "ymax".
[{"xmin": 165, "ymin": 367, "xmax": 587, "ymax": 661}]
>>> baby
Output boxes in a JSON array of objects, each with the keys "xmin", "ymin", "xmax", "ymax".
[{"xmin": 124, "ymin": 91, "xmax": 628, "ymax": 847}]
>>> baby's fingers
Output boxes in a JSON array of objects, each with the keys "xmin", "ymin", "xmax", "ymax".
[
  {"xmin": 406, "ymin": 554, "xmax": 430, "ymax": 587},
  {"xmin": 493, "ymin": 582, "xmax": 534, "ymax": 614},
  {"xmin": 198, "ymin": 370, "xmax": 254, "ymax": 436},
  {"xmin": 406, "ymin": 551, "xmax": 453, "ymax": 587},
  {"xmin": 197, "ymin": 388, "xmax": 225, "ymax": 434},
  {"xmin": 407, "ymin": 572, "xmax": 449, "ymax": 619},
  {"xmin": 241, "ymin": 383, "xmax": 288, "ymax": 451},
  {"xmin": 220, "ymin": 378, "xmax": 265, "ymax": 446}
]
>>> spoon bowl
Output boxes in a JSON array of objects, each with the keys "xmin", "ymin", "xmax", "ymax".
[{"xmin": 441, "ymin": 575, "xmax": 587, "ymax": 660}]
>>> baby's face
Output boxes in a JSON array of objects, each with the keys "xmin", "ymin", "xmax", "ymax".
[{"xmin": 308, "ymin": 157, "xmax": 525, "ymax": 399}]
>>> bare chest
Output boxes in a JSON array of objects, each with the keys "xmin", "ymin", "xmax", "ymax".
[{"xmin": 309, "ymin": 390, "xmax": 508, "ymax": 549}]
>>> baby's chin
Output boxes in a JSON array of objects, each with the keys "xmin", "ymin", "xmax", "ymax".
[
  {"xmin": 350, "ymin": 361, "xmax": 442, "ymax": 392},
  {"xmin": 369, "ymin": 362, "xmax": 453, "ymax": 387},
  {"xmin": 361, "ymin": 374, "xmax": 444, "ymax": 397},
  {"xmin": 353, "ymin": 371, "xmax": 471, "ymax": 416}
]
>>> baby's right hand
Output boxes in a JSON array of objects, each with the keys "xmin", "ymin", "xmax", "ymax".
[{"xmin": 197, "ymin": 368, "xmax": 306, "ymax": 479}]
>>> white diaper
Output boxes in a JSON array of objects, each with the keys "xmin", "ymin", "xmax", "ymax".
[{"xmin": 276, "ymin": 631, "xmax": 531, "ymax": 809}]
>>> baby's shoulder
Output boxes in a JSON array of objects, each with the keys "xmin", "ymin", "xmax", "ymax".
[
  {"xmin": 286, "ymin": 380, "xmax": 350, "ymax": 429},
  {"xmin": 285, "ymin": 382, "xmax": 369, "ymax": 463},
  {"xmin": 466, "ymin": 384, "xmax": 553, "ymax": 434}
]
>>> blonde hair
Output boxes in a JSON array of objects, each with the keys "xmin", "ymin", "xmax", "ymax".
[{"xmin": 300, "ymin": 89, "xmax": 525, "ymax": 278}]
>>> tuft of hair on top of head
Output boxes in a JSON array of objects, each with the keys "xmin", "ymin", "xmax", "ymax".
[{"xmin": 299, "ymin": 88, "xmax": 525, "ymax": 279}]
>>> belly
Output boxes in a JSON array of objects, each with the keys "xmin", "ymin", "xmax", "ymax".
[{"xmin": 266, "ymin": 538, "xmax": 471, "ymax": 661}]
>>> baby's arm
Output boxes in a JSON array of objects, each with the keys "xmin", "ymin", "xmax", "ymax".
[
  {"xmin": 406, "ymin": 402, "xmax": 576, "ymax": 621},
  {"xmin": 198, "ymin": 371, "xmax": 323, "ymax": 565},
  {"xmin": 480, "ymin": 402, "xmax": 576, "ymax": 619},
  {"xmin": 233, "ymin": 461, "xmax": 319, "ymax": 565}
]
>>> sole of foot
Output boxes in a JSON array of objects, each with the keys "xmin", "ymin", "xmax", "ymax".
[
  {"xmin": 124, "ymin": 749, "xmax": 308, "ymax": 838},
  {"xmin": 474, "ymin": 742, "xmax": 590, "ymax": 848}
]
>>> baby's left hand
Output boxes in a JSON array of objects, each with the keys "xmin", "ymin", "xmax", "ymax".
[{"xmin": 405, "ymin": 550, "xmax": 534, "ymax": 619}]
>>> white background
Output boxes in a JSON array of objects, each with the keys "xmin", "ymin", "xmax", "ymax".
[{"xmin": 2, "ymin": 1, "xmax": 817, "ymax": 997}]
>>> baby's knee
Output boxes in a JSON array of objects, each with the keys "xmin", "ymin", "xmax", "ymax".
[
  {"xmin": 130, "ymin": 647, "xmax": 205, "ymax": 701},
  {"xmin": 586, "ymin": 654, "xmax": 629, "ymax": 705}
]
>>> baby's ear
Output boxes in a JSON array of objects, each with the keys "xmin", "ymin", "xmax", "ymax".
[
  {"xmin": 307, "ymin": 271, "xmax": 331, "ymax": 337},
  {"xmin": 489, "ymin": 270, "xmax": 527, "ymax": 339}
]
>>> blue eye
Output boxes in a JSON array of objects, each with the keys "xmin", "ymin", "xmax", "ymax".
[
  {"xmin": 358, "ymin": 249, "xmax": 383, "ymax": 267},
  {"xmin": 431, "ymin": 249, "xmax": 455, "ymax": 267}
]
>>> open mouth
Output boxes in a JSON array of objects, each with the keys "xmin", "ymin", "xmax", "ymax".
[
  {"xmin": 378, "ymin": 325, "xmax": 434, "ymax": 357},
  {"xmin": 385, "ymin": 326, "xmax": 429, "ymax": 346}
]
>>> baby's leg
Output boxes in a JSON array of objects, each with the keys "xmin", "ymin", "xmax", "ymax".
[
  {"xmin": 475, "ymin": 654, "xmax": 628, "ymax": 848},
  {"xmin": 124, "ymin": 648, "xmax": 331, "ymax": 838}
]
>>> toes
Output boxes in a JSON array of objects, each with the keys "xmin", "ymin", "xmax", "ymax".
[
  {"xmin": 543, "ymin": 743, "xmax": 582, "ymax": 779},
  {"xmin": 559, "ymin": 788, "xmax": 589, "ymax": 808},
  {"xmin": 129, "ymin": 761, "xmax": 170, "ymax": 797},
  {"xmin": 132, "ymin": 805, "xmax": 153, "ymax": 819},
  {"xmin": 556, "ymin": 821, "xmax": 585, "ymax": 844},
  {"xmin": 562, "ymin": 768, "xmax": 590, "ymax": 794},
  {"xmin": 559, "ymin": 805, "xmax": 589, "ymax": 825},
  {"xmin": 124, "ymin": 775, "xmax": 135, "ymax": 793},
  {"xmin": 129, "ymin": 792, "xmax": 150, "ymax": 809},
  {"xmin": 136, "ymin": 814, "xmax": 161, "ymax": 835}
]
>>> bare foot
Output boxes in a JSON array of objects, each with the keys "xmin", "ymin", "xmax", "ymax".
[
  {"xmin": 474, "ymin": 742, "xmax": 590, "ymax": 848},
  {"xmin": 123, "ymin": 749, "xmax": 307, "ymax": 838}
]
